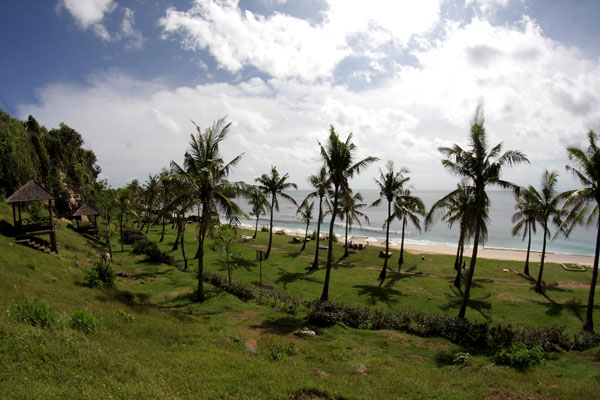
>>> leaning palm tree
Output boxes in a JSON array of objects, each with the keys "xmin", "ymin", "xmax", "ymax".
[
  {"xmin": 372, "ymin": 161, "xmax": 409, "ymax": 281},
  {"xmin": 426, "ymin": 181, "xmax": 479, "ymax": 289},
  {"xmin": 319, "ymin": 126, "xmax": 378, "ymax": 301},
  {"xmin": 511, "ymin": 188, "xmax": 538, "ymax": 276},
  {"xmin": 297, "ymin": 201, "xmax": 314, "ymax": 251},
  {"xmin": 248, "ymin": 187, "xmax": 268, "ymax": 238},
  {"xmin": 526, "ymin": 171, "xmax": 564, "ymax": 293},
  {"xmin": 142, "ymin": 174, "xmax": 160, "ymax": 234},
  {"xmin": 303, "ymin": 166, "xmax": 330, "ymax": 270},
  {"xmin": 560, "ymin": 130, "xmax": 600, "ymax": 332},
  {"xmin": 339, "ymin": 191, "xmax": 369, "ymax": 257},
  {"xmin": 391, "ymin": 188, "xmax": 425, "ymax": 271},
  {"xmin": 256, "ymin": 166, "xmax": 298, "ymax": 260},
  {"xmin": 439, "ymin": 105, "xmax": 528, "ymax": 318},
  {"xmin": 169, "ymin": 117, "xmax": 246, "ymax": 302}
]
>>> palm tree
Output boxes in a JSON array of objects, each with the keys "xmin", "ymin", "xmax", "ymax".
[
  {"xmin": 142, "ymin": 174, "xmax": 160, "ymax": 234},
  {"xmin": 511, "ymin": 188, "xmax": 538, "ymax": 276},
  {"xmin": 256, "ymin": 166, "xmax": 297, "ymax": 260},
  {"xmin": 157, "ymin": 168, "xmax": 174, "ymax": 243},
  {"xmin": 525, "ymin": 171, "xmax": 563, "ymax": 293},
  {"xmin": 248, "ymin": 187, "xmax": 268, "ymax": 238},
  {"xmin": 169, "ymin": 117, "xmax": 246, "ymax": 302},
  {"xmin": 426, "ymin": 181, "xmax": 478, "ymax": 289},
  {"xmin": 116, "ymin": 187, "xmax": 134, "ymax": 252},
  {"xmin": 560, "ymin": 130, "xmax": 600, "ymax": 332},
  {"xmin": 439, "ymin": 105, "xmax": 528, "ymax": 318},
  {"xmin": 297, "ymin": 201, "xmax": 314, "ymax": 251},
  {"xmin": 372, "ymin": 161, "xmax": 409, "ymax": 281},
  {"xmin": 319, "ymin": 126, "xmax": 378, "ymax": 301},
  {"xmin": 392, "ymin": 188, "xmax": 425, "ymax": 271},
  {"xmin": 339, "ymin": 191, "xmax": 369, "ymax": 257},
  {"xmin": 303, "ymin": 166, "xmax": 330, "ymax": 270}
]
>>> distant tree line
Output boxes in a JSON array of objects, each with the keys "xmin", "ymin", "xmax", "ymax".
[{"xmin": 0, "ymin": 109, "xmax": 101, "ymax": 216}]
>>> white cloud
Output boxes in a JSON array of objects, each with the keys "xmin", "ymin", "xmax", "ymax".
[
  {"xmin": 59, "ymin": 0, "xmax": 142, "ymax": 48},
  {"xmin": 159, "ymin": 0, "xmax": 442, "ymax": 81},
  {"xmin": 465, "ymin": 0, "xmax": 511, "ymax": 16},
  {"xmin": 59, "ymin": 0, "xmax": 117, "ymax": 40},
  {"xmin": 19, "ymin": 12, "xmax": 600, "ymax": 192}
]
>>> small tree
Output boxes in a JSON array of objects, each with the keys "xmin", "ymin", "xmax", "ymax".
[
  {"xmin": 297, "ymin": 201, "xmax": 314, "ymax": 251},
  {"xmin": 212, "ymin": 224, "xmax": 240, "ymax": 285}
]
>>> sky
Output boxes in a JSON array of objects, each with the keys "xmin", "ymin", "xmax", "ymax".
[{"xmin": 1, "ymin": 0, "xmax": 599, "ymax": 191}]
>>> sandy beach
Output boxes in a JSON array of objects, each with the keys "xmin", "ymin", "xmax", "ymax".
[{"xmin": 386, "ymin": 241, "xmax": 595, "ymax": 267}]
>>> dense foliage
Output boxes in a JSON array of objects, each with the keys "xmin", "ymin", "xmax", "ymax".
[{"xmin": 0, "ymin": 110, "xmax": 100, "ymax": 215}]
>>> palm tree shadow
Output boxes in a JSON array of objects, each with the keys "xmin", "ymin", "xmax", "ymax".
[
  {"xmin": 516, "ymin": 273, "xmax": 536, "ymax": 285},
  {"xmin": 231, "ymin": 255, "xmax": 256, "ymax": 272},
  {"xmin": 274, "ymin": 268, "xmax": 321, "ymax": 289},
  {"xmin": 353, "ymin": 284, "xmax": 405, "ymax": 306},
  {"xmin": 439, "ymin": 287, "xmax": 492, "ymax": 320}
]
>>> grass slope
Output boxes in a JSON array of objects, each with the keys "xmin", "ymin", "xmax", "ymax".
[{"xmin": 1, "ymin": 205, "xmax": 599, "ymax": 399}]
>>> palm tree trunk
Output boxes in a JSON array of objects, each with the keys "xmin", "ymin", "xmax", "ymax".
[
  {"xmin": 312, "ymin": 196, "xmax": 323, "ymax": 270},
  {"xmin": 535, "ymin": 220, "xmax": 548, "ymax": 293},
  {"xmin": 458, "ymin": 216, "xmax": 481, "ymax": 319},
  {"xmin": 320, "ymin": 186, "xmax": 339, "ymax": 301},
  {"xmin": 265, "ymin": 194, "xmax": 275, "ymax": 260},
  {"xmin": 454, "ymin": 228, "xmax": 464, "ymax": 289},
  {"xmin": 197, "ymin": 201, "xmax": 208, "ymax": 302},
  {"xmin": 302, "ymin": 219, "xmax": 309, "ymax": 251},
  {"xmin": 344, "ymin": 214, "xmax": 349, "ymax": 257},
  {"xmin": 194, "ymin": 206, "xmax": 201, "ymax": 259},
  {"xmin": 398, "ymin": 217, "xmax": 406, "ymax": 271},
  {"xmin": 120, "ymin": 213, "xmax": 124, "ymax": 252},
  {"xmin": 145, "ymin": 202, "xmax": 150, "ymax": 234},
  {"xmin": 253, "ymin": 214, "xmax": 259, "ymax": 238},
  {"xmin": 379, "ymin": 200, "xmax": 391, "ymax": 281},
  {"xmin": 524, "ymin": 222, "xmax": 532, "ymax": 276},
  {"xmin": 227, "ymin": 252, "xmax": 231, "ymax": 285},
  {"xmin": 159, "ymin": 215, "xmax": 166, "ymax": 242},
  {"xmin": 172, "ymin": 219, "xmax": 180, "ymax": 251},
  {"xmin": 106, "ymin": 211, "xmax": 113, "ymax": 258},
  {"xmin": 181, "ymin": 221, "xmax": 188, "ymax": 272},
  {"xmin": 583, "ymin": 214, "xmax": 600, "ymax": 332}
]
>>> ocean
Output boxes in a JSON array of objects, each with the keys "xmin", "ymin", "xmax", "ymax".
[{"xmin": 233, "ymin": 189, "xmax": 596, "ymax": 257}]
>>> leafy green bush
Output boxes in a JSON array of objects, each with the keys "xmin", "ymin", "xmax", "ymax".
[
  {"xmin": 452, "ymin": 352, "xmax": 472, "ymax": 366},
  {"xmin": 495, "ymin": 344, "xmax": 544, "ymax": 370},
  {"xmin": 8, "ymin": 298, "xmax": 62, "ymax": 329},
  {"xmin": 203, "ymin": 271, "xmax": 255, "ymax": 300},
  {"xmin": 121, "ymin": 228, "xmax": 146, "ymax": 245},
  {"xmin": 116, "ymin": 309, "xmax": 135, "ymax": 323},
  {"xmin": 69, "ymin": 308, "xmax": 101, "ymax": 333},
  {"xmin": 270, "ymin": 342, "xmax": 299, "ymax": 361},
  {"xmin": 84, "ymin": 262, "xmax": 115, "ymax": 288},
  {"xmin": 568, "ymin": 331, "xmax": 600, "ymax": 351},
  {"xmin": 132, "ymin": 236, "xmax": 176, "ymax": 265}
]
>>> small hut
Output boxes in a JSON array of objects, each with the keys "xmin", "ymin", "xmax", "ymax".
[
  {"xmin": 72, "ymin": 203, "xmax": 99, "ymax": 234},
  {"xmin": 5, "ymin": 180, "xmax": 58, "ymax": 253}
]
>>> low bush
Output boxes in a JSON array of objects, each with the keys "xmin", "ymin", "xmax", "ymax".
[
  {"xmin": 568, "ymin": 331, "xmax": 600, "ymax": 351},
  {"xmin": 495, "ymin": 344, "xmax": 544, "ymax": 370},
  {"xmin": 116, "ymin": 309, "xmax": 135, "ymax": 323},
  {"xmin": 257, "ymin": 290, "xmax": 301, "ymax": 314},
  {"xmin": 132, "ymin": 235, "xmax": 176, "ymax": 266},
  {"xmin": 270, "ymin": 342, "xmax": 299, "ymax": 361},
  {"xmin": 121, "ymin": 228, "xmax": 146, "ymax": 245},
  {"xmin": 84, "ymin": 262, "xmax": 115, "ymax": 288},
  {"xmin": 69, "ymin": 308, "xmax": 101, "ymax": 333},
  {"xmin": 8, "ymin": 298, "xmax": 62, "ymax": 329},
  {"xmin": 261, "ymin": 225, "xmax": 269, "ymax": 232},
  {"xmin": 203, "ymin": 271, "xmax": 255, "ymax": 300}
]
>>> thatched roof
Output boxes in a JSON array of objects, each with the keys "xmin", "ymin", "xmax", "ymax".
[
  {"xmin": 73, "ymin": 203, "xmax": 99, "ymax": 217},
  {"xmin": 5, "ymin": 180, "xmax": 55, "ymax": 203}
]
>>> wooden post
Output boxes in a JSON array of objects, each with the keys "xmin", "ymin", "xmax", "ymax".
[
  {"xmin": 48, "ymin": 200, "xmax": 58, "ymax": 253},
  {"xmin": 18, "ymin": 203, "xmax": 22, "ymax": 224},
  {"xmin": 12, "ymin": 203, "xmax": 16, "ymax": 226}
]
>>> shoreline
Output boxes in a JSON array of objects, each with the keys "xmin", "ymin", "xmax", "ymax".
[{"xmin": 241, "ymin": 224, "xmax": 595, "ymax": 267}]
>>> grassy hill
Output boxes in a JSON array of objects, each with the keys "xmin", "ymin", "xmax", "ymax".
[{"xmin": 1, "ymin": 203, "xmax": 599, "ymax": 399}]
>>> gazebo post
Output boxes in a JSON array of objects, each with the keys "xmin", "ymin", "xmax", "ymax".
[
  {"xmin": 48, "ymin": 200, "xmax": 57, "ymax": 253},
  {"xmin": 17, "ymin": 203, "xmax": 22, "ymax": 224},
  {"xmin": 12, "ymin": 203, "xmax": 16, "ymax": 226}
]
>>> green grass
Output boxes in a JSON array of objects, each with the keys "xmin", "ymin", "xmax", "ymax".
[{"xmin": 1, "ymin": 204, "xmax": 599, "ymax": 399}]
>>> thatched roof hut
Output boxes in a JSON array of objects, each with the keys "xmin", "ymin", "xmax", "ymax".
[
  {"xmin": 73, "ymin": 203, "xmax": 99, "ymax": 217},
  {"xmin": 5, "ymin": 180, "xmax": 55, "ymax": 203}
]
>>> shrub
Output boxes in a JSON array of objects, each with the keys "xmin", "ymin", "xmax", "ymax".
[
  {"xmin": 452, "ymin": 352, "xmax": 472, "ymax": 366},
  {"xmin": 132, "ymin": 236, "xmax": 176, "ymax": 266},
  {"xmin": 568, "ymin": 331, "xmax": 600, "ymax": 351},
  {"xmin": 516, "ymin": 325, "xmax": 568, "ymax": 351},
  {"xmin": 121, "ymin": 228, "xmax": 146, "ymax": 245},
  {"xmin": 203, "ymin": 271, "xmax": 255, "ymax": 300},
  {"xmin": 261, "ymin": 225, "xmax": 269, "ymax": 232},
  {"xmin": 8, "ymin": 298, "xmax": 62, "ymax": 329},
  {"xmin": 69, "ymin": 308, "xmax": 101, "ymax": 333},
  {"xmin": 270, "ymin": 342, "xmax": 299, "ymax": 361},
  {"xmin": 84, "ymin": 262, "xmax": 115, "ymax": 288},
  {"xmin": 495, "ymin": 344, "xmax": 544, "ymax": 370},
  {"xmin": 117, "ymin": 309, "xmax": 135, "ymax": 322}
]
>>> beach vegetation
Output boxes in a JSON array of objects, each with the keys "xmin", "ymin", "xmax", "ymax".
[
  {"xmin": 338, "ymin": 190, "xmax": 369, "ymax": 257},
  {"xmin": 318, "ymin": 125, "xmax": 378, "ymax": 301},
  {"xmin": 297, "ymin": 200, "xmax": 314, "ymax": 251},
  {"xmin": 256, "ymin": 165, "xmax": 298, "ymax": 260},
  {"xmin": 561, "ymin": 130, "xmax": 600, "ymax": 332},
  {"xmin": 303, "ymin": 165, "xmax": 330, "ymax": 270},
  {"xmin": 438, "ymin": 105, "xmax": 529, "ymax": 318},
  {"xmin": 391, "ymin": 188, "xmax": 425, "ymax": 270}
]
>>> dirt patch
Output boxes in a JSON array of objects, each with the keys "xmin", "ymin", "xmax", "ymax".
[
  {"xmin": 485, "ymin": 388, "xmax": 554, "ymax": 400},
  {"xmin": 290, "ymin": 389, "xmax": 347, "ymax": 400},
  {"xmin": 168, "ymin": 288, "xmax": 191, "ymax": 297},
  {"xmin": 407, "ymin": 354, "xmax": 425, "ymax": 361}
]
